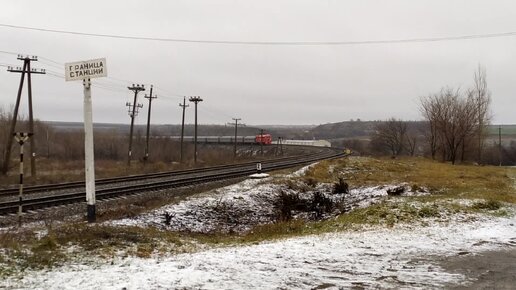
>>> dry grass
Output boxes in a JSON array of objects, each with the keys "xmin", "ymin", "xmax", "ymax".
[
  {"xmin": 315, "ymin": 156, "xmax": 516, "ymax": 204},
  {"xmin": 0, "ymin": 223, "xmax": 190, "ymax": 276}
]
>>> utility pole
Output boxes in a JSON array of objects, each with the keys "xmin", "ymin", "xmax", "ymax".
[
  {"xmin": 179, "ymin": 97, "xmax": 189, "ymax": 163},
  {"xmin": 126, "ymin": 84, "xmax": 145, "ymax": 167},
  {"xmin": 3, "ymin": 55, "xmax": 45, "ymax": 176},
  {"xmin": 144, "ymin": 85, "xmax": 157, "ymax": 164},
  {"xmin": 189, "ymin": 96, "xmax": 203, "ymax": 164},
  {"xmin": 275, "ymin": 136, "xmax": 282, "ymax": 155},
  {"xmin": 227, "ymin": 118, "xmax": 243, "ymax": 158},
  {"xmin": 259, "ymin": 129, "xmax": 265, "ymax": 156}
]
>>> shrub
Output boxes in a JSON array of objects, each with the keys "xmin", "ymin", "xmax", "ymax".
[
  {"xmin": 303, "ymin": 177, "xmax": 318, "ymax": 188},
  {"xmin": 163, "ymin": 212, "xmax": 173, "ymax": 225},
  {"xmin": 332, "ymin": 178, "xmax": 349, "ymax": 194},
  {"xmin": 472, "ymin": 200, "xmax": 502, "ymax": 211},
  {"xmin": 418, "ymin": 205, "xmax": 439, "ymax": 218},
  {"xmin": 310, "ymin": 191, "xmax": 335, "ymax": 218},
  {"xmin": 275, "ymin": 190, "xmax": 302, "ymax": 221}
]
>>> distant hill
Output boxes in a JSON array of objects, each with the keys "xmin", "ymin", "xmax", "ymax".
[
  {"xmin": 43, "ymin": 121, "xmax": 312, "ymax": 139},
  {"xmin": 308, "ymin": 121, "xmax": 378, "ymax": 140}
]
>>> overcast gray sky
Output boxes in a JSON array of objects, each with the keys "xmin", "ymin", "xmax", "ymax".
[{"xmin": 0, "ymin": 0, "xmax": 515, "ymax": 126}]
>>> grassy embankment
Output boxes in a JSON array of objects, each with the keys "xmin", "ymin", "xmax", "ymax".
[{"xmin": 1, "ymin": 156, "xmax": 515, "ymax": 275}]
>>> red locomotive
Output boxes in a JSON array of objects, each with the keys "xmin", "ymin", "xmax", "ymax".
[{"xmin": 255, "ymin": 134, "xmax": 272, "ymax": 145}]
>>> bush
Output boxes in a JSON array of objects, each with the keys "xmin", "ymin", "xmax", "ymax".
[
  {"xmin": 418, "ymin": 205, "xmax": 439, "ymax": 218},
  {"xmin": 310, "ymin": 191, "xmax": 335, "ymax": 218},
  {"xmin": 276, "ymin": 190, "xmax": 302, "ymax": 221},
  {"xmin": 472, "ymin": 200, "xmax": 502, "ymax": 211},
  {"xmin": 303, "ymin": 177, "xmax": 318, "ymax": 188},
  {"xmin": 332, "ymin": 178, "xmax": 349, "ymax": 194}
]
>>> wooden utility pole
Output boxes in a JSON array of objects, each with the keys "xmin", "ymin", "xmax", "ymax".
[
  {"xmin": 189, "ymin": 96, "xmax": 203, "ymax": 164},
  {"xmin": 3, "ymin": 55, "xmax": 45, "ymax": 176},
  {"xmin": 144, "ymin": 85, "xmax": 157, "ymax": 163},
  {"xmin": 227, "ymin": 118, "xmax": 243, "ymax": 158},
  {"xmin": 259, "ymin": 129, "xmax": 265, "ymax": 156},
  {"xmin": 276, "ymin": 136, "xmax": 284, "ymax": 155},
  {"xmin": 126, "ymin": 84, "xmax": 145, "ymax": 167},
  {"xmin": 179, "ymin": 97, "xmax": 189, "ymax": 163}
]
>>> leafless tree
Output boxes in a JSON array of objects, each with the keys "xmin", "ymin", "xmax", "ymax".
[
  {"xmin": 371, "ymin": 117, "xmax": 407, "ymax": 157},
  {"xmin": 405, "ymin": 125, "xmax": 419, "ymax": 156},
  {"xmin": 0, "ymin": 107, "xmax": 10, "ymax": 170},
  {"xmin": 420, "ymin": 95, "xmax": 441, "ymax": 159},
  {"xmin": 469, "ymin": 65, "xmax": 492, "ymax": 163},
  {"xmin": 420, "ymin": 87, "xmax": 479, "ymax": 164}
]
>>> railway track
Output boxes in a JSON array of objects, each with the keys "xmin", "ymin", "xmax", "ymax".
[{"xmin": 0, "ymin": 146, "xmax": 347, "ymax": 215}]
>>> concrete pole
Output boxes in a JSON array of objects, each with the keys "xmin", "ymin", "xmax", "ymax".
[{"xmin": 83, "ymin": 78, "xmax": 96, "ymax": 223}]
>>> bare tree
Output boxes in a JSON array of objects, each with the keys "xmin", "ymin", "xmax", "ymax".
[
  {"xmin": 371, "ymin": 118, "xmax": 407, "ymax": 157},
  {"xmin": 0, "ymin": 107, "xmax": 10, "ymax": 170},
  {"xmin": 405, "ymin": 123, "xmax": 419, "ymax": 156},
  {"xmin": 420, "ymin": 95, "xmax": 441, "ymax": 159},
  {"xmin": 470, "ymin": 65, "xmax": 492, "ymax": 163},
  {"xmin": 420, "ymin": 87, "xmax": 478, "ymax": 164}
]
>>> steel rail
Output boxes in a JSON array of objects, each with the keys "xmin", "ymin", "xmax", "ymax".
[
  {"xmin": 0, "ymin": 147, "xmax": 347, "ymax": 215},
  {"xmin": 0, "ymin": 148, "xmax": 323, "ymax": 196}
]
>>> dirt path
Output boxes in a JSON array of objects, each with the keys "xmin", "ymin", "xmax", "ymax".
[{"xmin": 440, "ymin": 248, "xmax": 516, "ymax": 289}]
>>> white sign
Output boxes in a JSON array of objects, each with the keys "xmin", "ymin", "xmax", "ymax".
[{"xmin": 65, "ymin": 58, "xmax": 107, "ymax": 81}]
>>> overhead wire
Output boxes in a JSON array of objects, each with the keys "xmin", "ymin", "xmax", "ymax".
[{"xmin": 1, "ymin": 23, "xmax": 516, "ymax": 46}]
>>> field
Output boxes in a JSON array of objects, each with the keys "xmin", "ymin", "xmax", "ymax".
[{"xmin": 487, "ymin": 124, "xmax": 516, "ymax": 135}]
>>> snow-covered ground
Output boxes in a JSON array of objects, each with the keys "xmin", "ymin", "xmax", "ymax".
[
  {"xmin": 2, "ymin": 164, "xmax": 514, "ymax": 289},
  {"xmin": 109, "ymin": 177, "xmax": 427, "ymax": 234},
  {"xmin": 3, "ymin": 214, "xmax": 515, "ymax": 289}
]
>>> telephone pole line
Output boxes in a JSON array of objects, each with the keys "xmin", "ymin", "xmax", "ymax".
[
  {"xmin": 179, "ymin": 97, "xmax": 189, "ymax": 163},
  {"xmin": 189, "ymin": 96, "xmax": 203, "ymax": 164},
  {"xmin": 126, "ymin": 84, "xmax": 145, "ymax": 167},
  {"xmin": 227, "ymin": 118, "xmax": 244, "ymax": 158},
  {"xmin": 2, "ymin": 55, "xmax": 45, "ymax": 176},
  {"xmin": 144, "ymin": 85, "xmax": 157, "ymax": 163}
]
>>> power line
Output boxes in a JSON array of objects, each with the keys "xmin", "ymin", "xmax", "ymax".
[{"xmin": 2, "ymin": 23, "xmax": 516, "ymax": 46}]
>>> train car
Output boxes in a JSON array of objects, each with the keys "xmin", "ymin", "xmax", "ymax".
[
  {"xmin": 255, "ymin": 134, "xmax": 272, "ymax": 145},
  {"xmin": 277, "ymin": 139, "xmax": 331, "ymax": 147}
]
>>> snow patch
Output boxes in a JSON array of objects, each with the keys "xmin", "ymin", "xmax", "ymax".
[
  {"xmin": 109, "ymin": 179, "xmax": 428, "ymax": 234},
  {"xmin": 5, "ymin": 215, "xmax": 515, "ymax": 289}
]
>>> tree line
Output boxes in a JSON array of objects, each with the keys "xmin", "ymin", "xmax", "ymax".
[{"xmin": 369, "ymin": 66, "xmax": 504, "ymax": 165}]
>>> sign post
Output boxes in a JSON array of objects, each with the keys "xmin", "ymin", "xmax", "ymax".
[
  {"xmin": 65, "ymin": 58, "xmax": 107, "ymax": 223},
  {"xmin": 14, "ymin": 132, "xmax": 31, "ymax": 227}
]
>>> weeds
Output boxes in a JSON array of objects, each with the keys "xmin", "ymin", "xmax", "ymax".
[
  {"xmin": 472, "ymin": 200, "xmax": 502, "ymax": 211},
  {"xmin": 0, "ymin": 223, "xmax": 187, "ymax": 276}
]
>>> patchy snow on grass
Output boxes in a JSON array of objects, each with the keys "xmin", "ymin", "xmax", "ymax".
[
  {"xmin": 4, "ymin": 214, "xmax": 515, "ymax": 289},
  {"xmin": 287, "ymin": 162, "xmax": 318, "ymax": 177},
  {"xmin": 109, "ymin": 175, "xmax": 427, "ymax": 234}
]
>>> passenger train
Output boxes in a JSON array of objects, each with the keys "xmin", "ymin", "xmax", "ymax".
[{"xmin": 165, "ymin": 134, "xmax": 331, "ymax": 147}]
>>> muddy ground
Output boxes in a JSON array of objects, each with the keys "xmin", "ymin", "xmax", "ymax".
[{"xmin": 441, "ymin": 248, "xmax": 516, "ymax": 289}]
